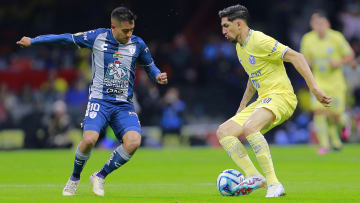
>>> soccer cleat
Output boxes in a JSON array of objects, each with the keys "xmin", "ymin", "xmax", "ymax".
[
  {"xmin": 246, "ymin": 174, "xmax": 266, "ymax": 188},
  {"xmin": 232, "ymin": 175, "xmax": 265, "ymax": 196},
  {"xmin": 266, "ymin": 183, "xmax": 285, "ymax": 198},
  {"xmin": 317, "ymin": 148, "xmax": 329, "ymax": 155},
  {"xmin": 62, "ymin": 179, "xmax": 80, "ymax": 196},
  {"xmin": 90, "ymin": 172, "xmax": 105, "ymax": 196}
]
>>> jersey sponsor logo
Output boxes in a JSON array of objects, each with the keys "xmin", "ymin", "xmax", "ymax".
[
  {"xmin": 105, "ymin": 60, "xmax": 130, "ymax": 95},
  {"xmin": 113, "ymin": 52, "xmax": 123, "ymax": 58},
  {"xmin": 261, "ymin": 97, "xmax": 272, "ymax": 104},
  {"xmin": 251, "ymin": 79, "xmax": 260, "ymax": 88},
  {"xmin": 250, "ymin": 70, "xmax": 261, "ymax": 89},
  {"xmin": 250, "ymin": 70, "xmax": 261, "ymax": 77},
  {"xmin": 249, "ymin": 55, "xmax": 256, "ymax": 65},
  {"xmin": 106, "ymin": 88, "xmax": 124, "ymax": 94},
  {"xmin": 106, "ymin": 61, "xmax": 129, "ymax": 80}
]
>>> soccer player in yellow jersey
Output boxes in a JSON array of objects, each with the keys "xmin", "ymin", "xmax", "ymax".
[
  {"xmin": 217, "ymin": 5, "xmax": 332, "ymax": 198},
  {"xmin": 301, "ymin": 10, "xmax": 355, "ymax": 155}
]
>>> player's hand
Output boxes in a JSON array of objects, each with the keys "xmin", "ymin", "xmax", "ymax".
[
  {"xmin": 329, "ymin": 60, "xmax": 341, "ymax": 68},
  {"xmin": 156, "ymin": 72, "xmax": 168, "ymax": 85},
  {"xmin": 16, "ymin": 37, "xmax": 31, "ymax": 48},
  {"xmin": 311, "ymin": 87, "xmax": 332, "ymax": 107}
]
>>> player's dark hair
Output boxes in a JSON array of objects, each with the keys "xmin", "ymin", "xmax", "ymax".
[
  {"xmin": 111, "ymin": 7, "xmax": 137, "ymax": 23},
  {"xmin": 313, "ymin": 9, "xmax": 328, "ymax": 19},
  {"xmin": 218, "ymin": 4, "xmax": 249, "ymax": 23}
]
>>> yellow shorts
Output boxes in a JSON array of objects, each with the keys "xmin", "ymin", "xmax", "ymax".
[
  {"xmin": 311, "ymin": 89, "xmax": 345, "ymax": 115},
  {"xmin": 230, "ymin": 93, "xmax": 298, "ymax": 134}
]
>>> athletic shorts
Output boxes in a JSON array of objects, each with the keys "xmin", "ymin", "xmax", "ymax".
[
  {"xmin": 83, "ymin": 98, "xmax": 141, "ymax": 140},
  {"xmin": 230, "ymin": 93, "xmax": 297, "ymax": 134}
]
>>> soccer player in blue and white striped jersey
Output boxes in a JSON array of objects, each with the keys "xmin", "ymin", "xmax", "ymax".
[{"xmin": 17, "ymin": 7, "xmax": 168, "ymax": 196}]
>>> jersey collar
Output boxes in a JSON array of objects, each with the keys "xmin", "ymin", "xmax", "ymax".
[{"xmin": 241, "ymin": 29, "xmax": 253, "ymax": 47}]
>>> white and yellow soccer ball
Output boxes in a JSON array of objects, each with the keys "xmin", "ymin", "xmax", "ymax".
[{"xmin": 216, "ymin": 169, "xmax": 245, "ymax": 196}]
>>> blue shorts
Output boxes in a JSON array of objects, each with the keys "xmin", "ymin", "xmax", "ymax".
[{"xmin": 83, "ymin": 98, "xmax": 141, "ymax": 140}]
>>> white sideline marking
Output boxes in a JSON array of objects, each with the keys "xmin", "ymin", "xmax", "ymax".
[{"xmin": 0, "ymin": 183, "xmax": 215, "ymax": 188}]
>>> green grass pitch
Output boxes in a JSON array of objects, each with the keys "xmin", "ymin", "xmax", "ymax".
[{"xmin": 0, "ymin": 145, "xmax": 359, "ymax": 203}]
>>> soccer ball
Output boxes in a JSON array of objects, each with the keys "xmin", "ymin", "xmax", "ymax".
[{"xmin": 216, "ymin": 169, "xmax": 245, "ymax": 196}]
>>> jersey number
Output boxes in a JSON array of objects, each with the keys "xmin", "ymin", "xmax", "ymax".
[{"xmin": 85, "ymin": 102, "xmax": 100, "ymax": 116}]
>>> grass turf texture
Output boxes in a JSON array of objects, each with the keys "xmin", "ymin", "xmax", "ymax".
[{"xmin": 0, "ymin": 145, "xmax": 359, "ymax": 203}]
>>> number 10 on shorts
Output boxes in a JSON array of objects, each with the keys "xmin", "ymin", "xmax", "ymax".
[{"xmin": 85, "ymin": 102, "xmax": 100, "ymax": 117}]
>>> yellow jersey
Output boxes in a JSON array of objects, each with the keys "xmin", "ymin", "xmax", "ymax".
[
  {"xmin": 235, "ymin": 30, "xmax": 294, "ymax": 97},
  {"xmin": 300, "ymin": 29, "xmax": 352, "ymax": 92}
]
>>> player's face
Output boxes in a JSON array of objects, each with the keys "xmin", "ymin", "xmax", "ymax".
[
  {"xmin": 221, "ymin": 17, "xmax": 239, "ymax": 43},
  {"xmin": 310, "ymin": 15, "xmax": 329, "ymax": 36},
  {"xmin": 111, "ymin": 19, "xmax": 135, "ymax": 44}
]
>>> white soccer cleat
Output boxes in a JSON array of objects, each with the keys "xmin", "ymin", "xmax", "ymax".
[
  {"xmin": 90, "ymin": 172, "xmax": 105, "ymax": 196},
  {"xmin": 62, "ymin": 179, "xmax": 80, "ymax": 196},
  {"xmin": 266, "ymin": 183, "xmax": 285, "ymax": 198},
  {"xmin": 245, "ymin": 174, "xmax": 266, "ymax": 188},
  {"xmin": 232, "ymin": 174, "xmax": 266, "ymax": 196}
]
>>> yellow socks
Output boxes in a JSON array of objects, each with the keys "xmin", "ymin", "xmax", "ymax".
[
  {"xmin": 219, "ymin": 136, "xmax": 260, "ymax": 176},
  {"xmin": 246, "ymin": 132, "xmax": 280, "ymax": 185},
  {"xmin": 314, "ymin": 114, "xmax": 330, "ymax": 149},
  {"xmin": 328, "ymin": 119, "xmax": 342, "ymax": 149}
]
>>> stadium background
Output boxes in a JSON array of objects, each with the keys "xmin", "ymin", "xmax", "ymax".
[{"xmin": 0, "ymin": 0, "xmax": 360, "ymax": 149}]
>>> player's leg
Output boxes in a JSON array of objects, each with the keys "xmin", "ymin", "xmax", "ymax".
[
  {"xmin": 328, "ymin": 93, "xmax": 346, "ymax": 150},
  {"xmin": 328, "ymin": 114, "xmax": 343, "ymax": 150},
  {"xmin": 217, "ymin": 101, "xmax": 264, "ymax": 178},
  {"xmin": 91, "ymin": 103, "xmax": 141, "ymax": 196},
  {"xmin": 91, "ymin": 131, "xmax": 140, "ymax": 196},
  {"xmin": 217, "ymin": 119, "xmax": 261, "ymax": 177},
  {"xmin": 243, "ymin": 108, "xmax": 277, "ymax": 185},
  {"xmin": 313, "ymin": 109, "xmax": 330, "ymax": 154},
  {"xmin": 232, "ymin": 107, "xmax": 276, "ymax": 196},
  {"xmin": 63, "ymin": 99, "xmax": 108, "ymax": 196},
  {"xmin": 96, "ymin": 131, "xmax": 140, "ymax": 179}
]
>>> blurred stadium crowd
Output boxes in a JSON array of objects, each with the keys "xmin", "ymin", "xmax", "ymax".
[{"xmin": 0, "ymin": 0, "xmax": 360, "ymax": 149}]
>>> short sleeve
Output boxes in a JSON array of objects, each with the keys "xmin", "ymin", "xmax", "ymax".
[
  {"xmin": 336, "ymin": 33, "xmax": 352, "ymax": 57},
  {"xmin": 259, "ymin": 33, "xmax": 289, "ymax": 61},
  {"xmin": 72, "ymin": 29, "xmax": 102, "ymax": 49}
]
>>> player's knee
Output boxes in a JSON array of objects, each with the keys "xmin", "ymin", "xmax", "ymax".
[
  {"xmin": 216, "ymin": 125, "xmax": 227, "ymax": 140},
  {"xmin": 82, "ymin": 136, "xmax": 97, "ymax": 147},
  {"xmin": 124, "ymin": 133, "xmax": 141, "ymax": 151},
  {"xmin": 242, "ymin": 123, "xmax": 256, "ymax": 137}
]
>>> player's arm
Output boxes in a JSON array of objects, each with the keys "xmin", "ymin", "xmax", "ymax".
[
  {"xmin": 283, "ymin": 49, "xmax": 332, "ymax": 107},
  {"xmin": 16, "ymin": 34, "xmax": 75, "ymax": 47},
  {"xmin": 330, "ymin": 33, "xmax": 355, "ymax": 69},
  {"xmin": 329, "ymin": 50, "xmax": 355, "ymax": 69},
  {"xmin": 138, "ymin": 39, "xmax": 167, "ymax": 85},
  {"xmin": 237, "ymin": 79, "xmax": 256, "ymax": 113},
  {"xmin": 145, "ymin": 63, "xmax": 168, "ymax": 85}
]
